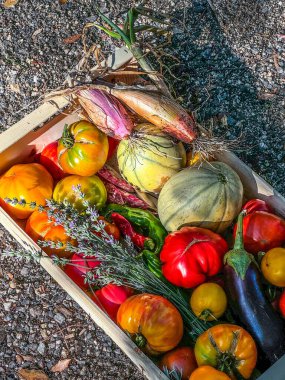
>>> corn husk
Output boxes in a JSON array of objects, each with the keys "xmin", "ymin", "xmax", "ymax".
[{"xmin": 77, "ymin": 89, "xmax": 134, "ymax": 140}]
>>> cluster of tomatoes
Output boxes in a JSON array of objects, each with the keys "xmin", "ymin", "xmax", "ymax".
[{"xmin": 0, "ymin": 120, "xmax": 132, "ymax": 320}]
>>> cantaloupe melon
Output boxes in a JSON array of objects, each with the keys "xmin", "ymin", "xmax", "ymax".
[{"xmin": 157, "ymin": 161, "xmax": 243, "ymax": 233}]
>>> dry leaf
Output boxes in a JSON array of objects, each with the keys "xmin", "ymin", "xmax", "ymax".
[
  {"xmin": 32, "ymin": 28, "xmax": 42, "ymax": 39},
  {"xmin": 18, "ymin": 368, "xmax": 49, "ymax": 380},
  {"xmin": 273, "ymin": 53, "xmax": 280, "ymax": 69},
  {"xmin": 258, "ymin": 92, "xmax": 277, "ymax": 100},
  {"xmin": 3, "ymin": 0, "xmax": 18, "ymax": 8},
  {"xmin": 63, "ymin": 34, "xmax": 82, "ymax": 44},
  {"xmin": 7, "ymin": 272, "xmax": 14, "ymax": 279},
  {"xmin": 51, "ymin": 358, "xmax": 71, "ymax": 373},
  {"xmin": 59, "ymin": 0, "xmax": 68, "ymax": 4}
]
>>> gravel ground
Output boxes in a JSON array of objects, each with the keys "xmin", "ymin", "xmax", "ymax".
[{"xmin": 0, "ymin": 0, "xmax": 285, "ymax": 379}]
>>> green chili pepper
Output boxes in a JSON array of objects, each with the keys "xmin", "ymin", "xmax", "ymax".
[{"xmin": 103, "ymin": 204, "xmax": 167, "ymax": 278}]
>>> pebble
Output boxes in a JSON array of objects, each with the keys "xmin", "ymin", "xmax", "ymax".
[{"xmin": 54, "ymin": 313, "xmax": 65, "ymax": 324}]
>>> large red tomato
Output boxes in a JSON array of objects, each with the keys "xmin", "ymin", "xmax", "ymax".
[
  {"xmin": 57, "ymin": 121, "xmax": 108, "ymax": 176},
  {"xmin": 39, "ymin": 141, "xmax": 66, "ymax": 180},
  {"xmin": 117, "ymin": 294, "xmax": 183, "ymax": 354},
  {"xmin": 25, "ymin": 209, "xmax": 74, "ymax": 258},
  {"xmin": 0, "ymin": 163, "xmax": 53, "ymax": 219},
  {"xmin": 160, "ymin": 227, "xmax": 228, "ymax": 288}
]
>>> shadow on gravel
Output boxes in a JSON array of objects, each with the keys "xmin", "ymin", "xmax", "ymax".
[{"xmin": 164, "ymin": 1, "xmax": 285, "ymax": 193}]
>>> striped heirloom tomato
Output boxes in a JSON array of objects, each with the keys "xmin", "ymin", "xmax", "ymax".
[
  {"xmin": 117, "ymin": 294, "xmax": 183, "ymax": 355},
  {"xmin": 57, "ymin": 121, "xmax": 109, "ymax": 176},
  {"xmin": 194, "ymin": 324, "xmax": 257, "ymax": 379}
]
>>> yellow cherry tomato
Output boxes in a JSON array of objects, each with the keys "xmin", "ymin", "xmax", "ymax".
[
  {"xmin": 190, "ymin": 283, "xmax": 227, "ymax": 321},
  {"xmin": 261, "ymin": 247, "xmax": 285, "ymax": 287},
  {"xmin": 190, "ymin": 366, "xmax": 231, "ymax": 380}
]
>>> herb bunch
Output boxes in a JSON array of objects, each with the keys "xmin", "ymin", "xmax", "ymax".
[{"xmin": 5, "ymin": 190, "xmax": 213, "ymax": 340}]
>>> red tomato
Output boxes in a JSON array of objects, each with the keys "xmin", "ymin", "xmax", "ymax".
[
  {"xmin": 91, "ymin": 285, "xmax": 132, "ymax": 321},
  {"xmin": 107, "ymin": 136, "xmax": 119, "ymax": 160},
  {"xmin": 242, "ymin": 199, "xmax": 272, "ymax": 214},
  {"xmin": 279, "ymin": 290, "xmax": 285, "ymax": 318},
  {"xmin": 100, "ymin": 283, "xmax": 133, "ymax": 304},
  {"xmin": 64, "ymin": 253, "xmax": 100, "ymax": 290},
  {"xmin": 234, "ymin": 211, "xmax": 285, "ymax": 254},
  {"xmin": 160, "ymin": 347, "xmax": 197, "ymax": 380},
  {"xmin": 160, "ymin": 227, "xmax": 228, "ymax": 288},
  {"xmin": 39, "ymin": 141, "xmax": 67, "ymax": 180}
]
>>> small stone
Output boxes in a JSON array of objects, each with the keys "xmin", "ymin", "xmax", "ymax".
[
  {"xmin": 54, "ymin": 313, "xmax": 65, "ymax": 324},
  {"xmin": 20, "ymin": 267, "xmax": 29, "ymax": 276},
  {"xmin": 3, "ymin": 302, "xmax": 12, "ymax": 312},
  {"xmin": 37, "ymin": 342, "xmax": 46, "ymax": 355}
]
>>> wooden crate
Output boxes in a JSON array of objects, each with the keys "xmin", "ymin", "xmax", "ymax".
[{"xmin": 0, "ymin": 47, "xmax": 285, "ymax": 380}]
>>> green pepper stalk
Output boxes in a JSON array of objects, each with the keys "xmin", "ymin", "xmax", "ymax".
[{"xmin": 103, "ymin": 203, "xmax": 167, "ymax": 278}]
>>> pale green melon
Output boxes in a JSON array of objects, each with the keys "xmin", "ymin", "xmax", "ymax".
[
  {"xmin": 157, "ymin": 161, "xmax": 243, "ymax": 233},
  {"xmin": 117, "ymin": 124, "xmax": 186, "ymax": 193}
]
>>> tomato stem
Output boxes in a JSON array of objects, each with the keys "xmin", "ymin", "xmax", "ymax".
[
  {"xmin": 61, "ymin": 124, "xmax": 74, "ymax": 149},
  {"xmin": 133, "ymin": 333, "xmax": 147, "ymax": 348}
]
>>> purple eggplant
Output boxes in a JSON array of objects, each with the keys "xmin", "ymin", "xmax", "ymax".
[{"xmin": 224, "ymin": 211, "xmax": 285, "ymax": 364}]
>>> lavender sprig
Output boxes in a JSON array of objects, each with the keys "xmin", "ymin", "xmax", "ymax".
[{"xmin": 4, "ymin": 194, "xmax": 213, "ymax": 340}]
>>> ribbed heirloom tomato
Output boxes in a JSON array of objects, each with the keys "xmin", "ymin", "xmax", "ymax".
[
  {"xmin": 0, "ymin": 163, "xmax": 53, "ymax": 219},
  {"xmin": 190, "ymin": 366, "xmax": 231, "ymax": 380},
  {"xmin": 194, "ymin": 324, "xmax": 257, "ymax": 379},
  {"xmin": 117, "ymin": 294, "xmax": 183, "ymax": 354},
  {"xmin": 25, "ymin": 209, "xmax": 75, "ymax": 258},
  {"xmin": 160, "ymin": 227, "xmax": 228, "ymax": 288},
  {"xmin": 57, "ymin": 121, "xmax": 108, "ymax": 176}
]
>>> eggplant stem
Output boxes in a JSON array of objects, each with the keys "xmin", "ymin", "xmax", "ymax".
[{"xmin": 234, "ymin": 210, "xmax": 247, "ymax": 250}]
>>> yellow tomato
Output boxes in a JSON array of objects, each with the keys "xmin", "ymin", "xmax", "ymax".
[
  {"xmin": 190, "ymin": 283, "xmax": 227, "ymax": 321},
  {"xmin": 261, "ymin": 248, "xmax": 285, "ymax": 287},
  {"xmin": 53, "ymin": 175, "xmax": 107, "ymax": 212},
  {"xmin": 190, "ymin": 366, "xmax": 231, "ymax": 380},
  {"xmin": 0, "ymin": 163, "xmax": 53, "ymax": 219}
]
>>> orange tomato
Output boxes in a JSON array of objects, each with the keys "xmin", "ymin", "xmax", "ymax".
[
  {"xmin": 194, "ymin": 324, "xmax": 257, "ymax": 379},
  {"xmin": 0, "ymin": 163, "xmax": 53, "ymax": 219},
  {"xmin": 117, "ymin": 294, "xmax": 183, "ymax": 354},
  {"xmin": 58, "ymin": 121, "xmax": 108, "ymax": 176},
  {"xmin": 98, "ymin": 217, "xmax": 120, "ymax": 240},
  {"xmin": 261, "ymin": 247, "xmax": 285, "ymax": 287},
  {"xmin": 190, "ymin": 366, "xmax": 231, "ymax": 380},
  {"xmin": 159, "ymin": 347, "xmax": 197, "ymax": 380},
  {"xmin": 25, "ymin": 209, "xmax": 74, "ymax": 258}
]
